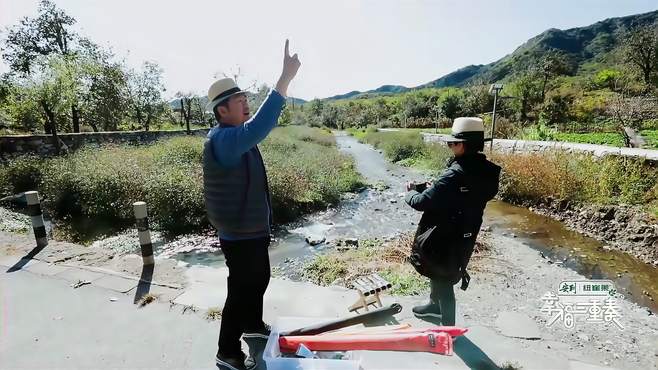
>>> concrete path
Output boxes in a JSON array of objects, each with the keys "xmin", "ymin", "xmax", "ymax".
[{"xmin": 0, "ymin": 249, "xmax": 626, "ymax": 370}]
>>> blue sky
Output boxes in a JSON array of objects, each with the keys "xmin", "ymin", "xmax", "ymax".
[{"xmin": 1, "ymin": 0, "xmax": 656, "ymax": 100}]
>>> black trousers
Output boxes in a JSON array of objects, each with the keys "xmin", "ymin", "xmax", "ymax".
[
  {"xmin": 217, "ymin": 236, "xmax": 271, "ymax": 357},
  {"xmin": 430, "ymin": 278, "xmax": 456, "ymax": 326}
]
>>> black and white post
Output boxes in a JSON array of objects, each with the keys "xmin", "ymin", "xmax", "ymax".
[
  {"xmin": 133, "ymin": 201, "xmax": 154, "ymax": 265},
  {"xmin": 25, "ymin": 191, "xmax": 48, "ymax": 248}
]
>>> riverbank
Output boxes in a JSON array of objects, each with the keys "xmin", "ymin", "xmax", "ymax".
[{"xmin": 349, "ymin": 129, "xmax": 658, "ymax": 267}]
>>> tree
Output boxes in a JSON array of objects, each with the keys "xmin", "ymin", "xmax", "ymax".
[
  {"xmin": 73, "ymin": 39, "xmax": 128, "ymax": 132},
  {"xmin": 278, "ymin": 105, "xmax": 292, "ymax": 126},
  {"xmin": 1, "ymin": 80, "xmax": 41, "ymax": 133},
  {"xmin": 81, "ymin": 60, "xmax": 128, "ymax": 132},
  {"xmin": 320, "ymin": 104, "xmax": 339, "ymax": 128},
  {"xmin": 174, "ymin": 92, "xmax": 207, "ymax": 133},
  {"xmin": 126, "ymin": 62, "xmax": 166, "ymax": 131},
  {"xmin": 509, "ymin": 72, "xmax": 543, "ymax": 122},
  {"xmin": 2, "ymin": 0, "xmax": 77, "ymax": 75},
  {"xmin": 537, "ymin": 50, "xmax": 571, "ymax": 101},
  {"xmin": 606, "ymin": 92, "xmax": 658, "ymax": 147},
  {"xmin": 13, "ymin": 55, "xmax": 79, "ymax": 153},
  {"xmin": 436, "ymin": 89, "xmax": 464, "ymax": 120},
  {"xmin": 403, "ymin": 92, "xmax": 432, "ymax": 120},
  {"xmin": 462, "ymin": 84, "xmax": 493, "ymax": 116},
  {"xmin": 624, "ymin": 24, "xmax": 658, "ymax": 89},
  {"xmin": 592, "ymin": 69, "xmax": 623, "ymax": 91},
  {"xmin": 540, "ymin": 90, "xmax": 574, "ymax": 128}
]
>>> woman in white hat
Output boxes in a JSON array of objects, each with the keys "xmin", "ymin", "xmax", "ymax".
[{"xmin": 404, "ymin": 117, "xmax": 501, "ymax": 325}]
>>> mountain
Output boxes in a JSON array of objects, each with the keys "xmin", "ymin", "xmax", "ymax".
[
  {"xmin": 326, "ymin": 9, "xmax": 658, "ymax": 99},
  {"xmin": 326, "ymin": 85, "xmax": 410, "ymax": 100}
]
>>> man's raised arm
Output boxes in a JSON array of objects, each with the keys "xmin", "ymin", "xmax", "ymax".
[{"xmin": 212, "ymin": 40, "xmax": 301, "ymax": 167}]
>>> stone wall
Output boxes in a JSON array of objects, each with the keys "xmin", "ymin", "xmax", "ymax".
[
  {"xmin": 422, "ymin": 133, "xmax": 658, "ymax": 162},
  {"xmin": 0, "ymin": 129, "xmax": 210, "ymax": 160}
]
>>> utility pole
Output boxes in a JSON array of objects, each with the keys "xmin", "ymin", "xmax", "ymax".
[{"xmin": 488, "ymin": 84, "xmax": 504, "ymax": 151}]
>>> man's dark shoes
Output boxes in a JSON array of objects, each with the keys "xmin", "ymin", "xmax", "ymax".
[
  {"xmin": 243, "ymin": 323, "xmax": 271, "ymax": 340},
  {"xmin": 412, "ymin": 302, "xmax": 442, "ymax": 319},
  {"xmin": 215, "ymin": 352, "xmax": 256, "ymax": 370}
]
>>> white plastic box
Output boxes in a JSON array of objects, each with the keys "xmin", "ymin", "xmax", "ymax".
[{"xmin": 263, "ymin": 317, "xmax": 362, "ymax": 370}]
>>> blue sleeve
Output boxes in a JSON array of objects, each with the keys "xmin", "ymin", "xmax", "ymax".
[
  {"xmin": 405, "ymin": 169, "xmax": 458, "ymax": 212},
  {"xmin": 210, "ymin": 90, "xmax": 286, "ymax": 167}
]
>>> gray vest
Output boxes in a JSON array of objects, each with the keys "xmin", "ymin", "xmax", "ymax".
[{"xmin": 203, "ymin": 136, "xmax": 271, "ymax": 237}]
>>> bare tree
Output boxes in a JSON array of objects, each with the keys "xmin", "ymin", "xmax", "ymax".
[
  {"xmin": 624, "ymin": 24, "xmax": 658, "ymax": 90},
  {"xmin": 606, "ymin": 91, "xmax": 657, "ymax": 147}
]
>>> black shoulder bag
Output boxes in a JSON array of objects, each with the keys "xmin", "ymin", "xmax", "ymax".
[{"xmin": 409, "ymin": 178, "xmax": 475, "ymax": 290}]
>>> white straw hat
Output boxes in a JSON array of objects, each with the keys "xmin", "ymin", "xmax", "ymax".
[
  {"xmin": 444, "ymin": 117, "xmax": 486, "ymax": 142},
  {"xmin": 205, "ymin": 78, "xmax": 246, "ymax": 111}
]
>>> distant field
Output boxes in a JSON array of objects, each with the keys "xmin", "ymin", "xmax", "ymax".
[
  {"xmin": 641, "ymin": 130, "xmax": 658, "ymax": 149},
  {"xmin": 553, "ymin": 131, "xmax": 658, "ymax": 149},
  {"xmin": 553, "ymin": 132, "xmax": 626, "ymax": 147}
]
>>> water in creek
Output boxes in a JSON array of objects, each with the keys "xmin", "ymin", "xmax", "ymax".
[{"xmin": 485, "ymin": 200, "xmax": 657, "ymax": 312}]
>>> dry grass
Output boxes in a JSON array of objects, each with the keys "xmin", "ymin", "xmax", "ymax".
[
  {"xmin": 181, "ymin": 304, "xmax": 198, "ymax": 314},
  {"xmin": 380, "ymin": 233, "xmax": 414, "ymax": 264},
  {"xmin": 303, "ymin": 232, "xmax": 493, "ymax": 296},
  {"xmin": 137, "ymin": 293, "xmax": 159, "ymax": 307},
  {"xmin": 499, "ymin": 361, "xmax": 524, "ymax": 370},
  {"xmin": 491, "ymin": 151, "xmax": 657, "ymax": 215},
  {"xmin": 205, "ymin": 307, "xmax": 223, "ymax": 321}
]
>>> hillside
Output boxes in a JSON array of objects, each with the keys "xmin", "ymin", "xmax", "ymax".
[{"xmin": 327, "ymin": 9, "xmax": 658, "ymax": 100}]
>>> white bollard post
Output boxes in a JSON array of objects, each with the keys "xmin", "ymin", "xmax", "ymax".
[
  {"xmin": 133, "ymin": 201, "xmax": 154, "ymax": 265},
  {"xmin": 25, "ymin": 191, "xmax": 48, "ymax": 248}
]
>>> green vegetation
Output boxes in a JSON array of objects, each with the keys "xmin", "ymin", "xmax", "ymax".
[
  {"xmin": 354, "ymin": 129, "xmax": 451, "ymax": 174},
  {"xmin": 0, "ymin": 126, "xmax": 364, "ymax": 241},
  {"xmin": 641, "ymin": 130, "xmax": 658, "ymax": 148},
  {"xmin": 553, "ymin": 132, "xmax": 626, "ymax": 147}
]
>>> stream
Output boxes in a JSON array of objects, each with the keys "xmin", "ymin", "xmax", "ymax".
[
  {"xmin": 161, "ymin": 133, "xmax": 658, "ymax": 312},
  {"xmin": 68, "ymin": 133, "xmax": 658, "ymax": 313}
]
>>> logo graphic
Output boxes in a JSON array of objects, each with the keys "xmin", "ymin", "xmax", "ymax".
[{"xmin": 540, "ymin": 280, "xmax": 623, "ymax": 330}]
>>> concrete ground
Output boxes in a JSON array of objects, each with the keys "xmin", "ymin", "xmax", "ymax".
[{"xmin": 0, "ymin": 245, "xmax": 635, "ymax": 370}]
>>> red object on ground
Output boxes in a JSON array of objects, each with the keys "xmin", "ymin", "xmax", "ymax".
[
  {"xmin": 354, "ymin": 326, "xmax": 468, "ymax": 337},
  {"xmin": 321, "ymin": 326, "xmax": 468, "ymax": 338},
  {"xmin": 279, "ymin": 331, "xmax": 455, "ymax": 355}
]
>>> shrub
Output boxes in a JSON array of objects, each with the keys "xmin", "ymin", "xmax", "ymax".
[
  {"xmin": 0, "ymin": 156, "xmax": 44, "ymax": 195},
  {"xmin": 521, "ymin": 121, "xmax": 558, "ymax": 141},
  {"xmin": 0, "ymin": 127, "xmax": 364, "ymax": 240},
  {"xmin": 361, "ymin": 131, "xmax": 425, "ymax": 162},
  {"xmin": 492, "ymin": 151, "xmax": 657, "ymax": 209},
  {"xmin": 263, "ymin": 128, "xmax": 363, "ymax": 222}
]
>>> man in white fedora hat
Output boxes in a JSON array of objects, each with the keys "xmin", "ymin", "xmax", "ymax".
[
  {"xmin": 203, "ymin": 40, "xmax": 300, "ymax": 370},
  {"xmin": 404, "ymin": 117, "xmax": 501, "ymax": 326}
]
